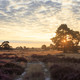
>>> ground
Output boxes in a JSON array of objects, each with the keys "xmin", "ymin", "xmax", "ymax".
[{"xmin": 0, "ymin": 50, "xmax": 80, "ymax": 80}]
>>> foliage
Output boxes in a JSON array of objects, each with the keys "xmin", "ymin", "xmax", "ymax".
[
  {"xmin": 0, "ymin": 73, "xmax": 12, "ymax": 80},
  {"xmin": 49, "ymin": 44, "xmax": 55, "ymax": 49},
  {"xmin": 51, "ymin": 24, "xmax": 80, "ymax": 52},
  {"xmin": 0, "ymin": 41, "xmax": 12, "ymax": 50},
  {"xmin": 31, "ymin": 54, "xmax": 80, "ymax": 63},
  {"xmin": 16, "ymin": 46, "xmax": 29, "ymax": 50},
  {"xmin": 50, "ymin": 65, "xmax": 80, "ymax": 80},
  {"xmin": 2, "ymin": 63, "xmax": 24, "ymax": 75},
  {"xmin": 41, "ymin": 45, "xmax": 47, "ymax": 50},
  {"xmin": 16, "ymin": 57, "xmax": 27, "ymax": 62}
]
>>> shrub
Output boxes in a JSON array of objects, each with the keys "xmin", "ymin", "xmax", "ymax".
[
  {"xmin": 3, "ymin": 63, "xmax": 24, "ymax": 75},
  {"xmin": 31, "ymin": 54, "xmax": 80, "ymax": 63},
  {"xmin": 4, "ymin": 63, "xmax": 23, "ymax": 68},
  {"xmin": 49, "ymin": 64, "xmax": 61, "ymax": 72},
  {"xmin": 2, "ymin": 68, "xmax": 24, "ymax": 75},
  {"xmin": 0, "ymin": 70, "xmax": 12, "ymax": 80},
  {"xmin": 0, "ymin": 74, "xmax": 12, "ymax": 80},
  {"xmin": 50, "ymin": 65, "xmax": 75, "ymax": 80},
  {"xmin": 62, "ymin": 71, "xmax": 80, "ymax": 80},
  {"xmin": 16, "ymin": 57, "xmax": 27, "ymax": 62}
]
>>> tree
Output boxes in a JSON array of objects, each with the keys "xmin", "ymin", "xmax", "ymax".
[
  {"xmin": 49, "ymin": 44, "xmax": 54, "ymax": 49},
  {"xmin": 0, "ymin": 41, "xmax": 12, "ymax": 50},
  {"xmin": 51, "ymin": 24, "xmax": 80, "ymax": 53},
  {"xmin": 24, "ymin": 46, "xmax": 26, "ymax": 49},
  {"xmin": 16, "ymin": 46, "xmax": 23, "ymax": 50},
  {"xmin": 41, "ymin": 45, "xmax": 47, "ymax": 50}
]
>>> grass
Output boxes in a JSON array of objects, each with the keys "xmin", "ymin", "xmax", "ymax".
[
  {"xmin": 0, "ymin": 50, "xmax": 62, "ymax": 56},
  {"xmin": 0, "ymin": 50, "xmax": 80, "ymax": 80}
]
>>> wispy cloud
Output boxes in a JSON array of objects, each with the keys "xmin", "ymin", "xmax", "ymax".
[{"xmin": 0, "ymin": 0, "xmax": 80, "ymax": 43}]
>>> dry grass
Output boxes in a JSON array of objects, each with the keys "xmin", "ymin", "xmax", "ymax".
[
  {"xmin": 0, "ymin": 50, "xmax": 80, "ymax": 59},
  {"xmin": 0, "ymin": 50, "xmax": 62, "ymax": 56},
  {"xmin": 62, "ymin": 53, "xmax": 80, "ymax": 59}
]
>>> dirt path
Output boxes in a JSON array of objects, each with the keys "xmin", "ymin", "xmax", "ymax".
[
  {"xmin": 39, "ymin": 61, "xmax": 51, "ymax": 80},
  {"xmin": 15, "ymin": 61, "xmax": 51, "ymax": 80}
]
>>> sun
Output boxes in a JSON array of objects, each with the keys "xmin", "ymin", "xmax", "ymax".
[{"xmin": 53, "ymin": 33, "xmax": 56, "ymax": 37}]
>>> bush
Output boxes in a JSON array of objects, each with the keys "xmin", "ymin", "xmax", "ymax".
[
  {"xmin": 3, "ymin": 63, "xmax": 24, "ymax": 75},
  {"xmin": 2, "ymin": 68, "xmax": 24, "ymax": 75},
  {"xmin": 0, "ymin": 74, "xmax": 12, "ymax": 80},
  {"xmin": 50, "ymin": 65, "xmax": 80, "ymax": 80},
  {"xmin": 50, "ymin": 65, "xmax": 75, "ymax": 80},
  {"xmin": 16, "ymin": 57, "xmax": 27, "ymax": 62},
  {"xmin": 62, "ymin": 71, "xmax": 80, "ymax": 80},
  {"xmin": 0, "ymin": 70, "xmax": 12, "ymax": 80},
  {"xmin": 31, "ymin": 54, "xmax": 80, "ymax": 63},
  {"xmin": 49, "ymin": 64, "xmax": 61, "ymax": 72},
  {"xmin": 4, "ymin": 63, "xmax": 23, "ymax": 68}
]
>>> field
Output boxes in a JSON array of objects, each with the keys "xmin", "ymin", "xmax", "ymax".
[
  {"xmin": 0, "ymin": 50, "xmax": 80, "ymax": 80},
  {"xmin": 0, "ymin": 50, "xmax": 62, "ymax": 56}
]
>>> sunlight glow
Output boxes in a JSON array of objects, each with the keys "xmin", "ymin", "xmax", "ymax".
[
  {"xmin": 63, "ymin": 40, "xmax": 66, "ymax": 43},
  {"xmin": 53, "ymin": 33, "xmax": 56, "ymax": 37}
]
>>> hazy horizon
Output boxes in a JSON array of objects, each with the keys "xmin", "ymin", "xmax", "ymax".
[
  {"xmin": 10, "ymin": 42, "xmax": 51, "ymax": 48},
  {"xmin": 0, "ymin": 40, "xmax": 52, "ymax": 48}
]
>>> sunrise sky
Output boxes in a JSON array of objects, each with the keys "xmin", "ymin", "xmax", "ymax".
[{"xmin": 0, "ymin": 0, "xmax": 80, "ymax": 47}]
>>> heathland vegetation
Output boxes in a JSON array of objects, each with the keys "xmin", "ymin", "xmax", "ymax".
[{"xmin": 0, "ymin": 24, "xmax": 80, "ymax": 80}]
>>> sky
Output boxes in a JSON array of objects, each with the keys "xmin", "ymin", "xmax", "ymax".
[{"xmin": 0, "ymin": 0, "xmax": 80, "ymax": 47}]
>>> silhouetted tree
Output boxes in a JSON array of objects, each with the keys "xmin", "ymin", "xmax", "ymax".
[
  {"xmin": 0, "ymin": 41, "xmax": 12, "ymax": 50},
  {"xmin": 50, "ymin": 44, "xmax": 54, "ymax": 49},
  {"xmin": 16, "ymin": 46, "xmax": 23, "ymax": 50},
  {"xmin": 41, "ymin": 45, "xmax": 47, "ymax": 50},
  {"xmin": 24, "ymin": 46, "xmax": 26, "ymax": 49},
  {"xmin": 51, "ymin": 24, "xmax": 80, "ymax": 53}
]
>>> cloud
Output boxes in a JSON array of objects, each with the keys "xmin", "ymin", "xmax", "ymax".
[{"xmin": 0, "ymin": 0, "xmax": 80, "ymax": 42}]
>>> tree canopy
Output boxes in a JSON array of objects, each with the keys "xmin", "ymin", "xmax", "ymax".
[
  {"xmin": 51, "ymin": 24, "xmax": 80, "ymax": 52},
  {"xmin": 0, "ymin": 41, "xmax": 12, "ymax": 50},
  {"xmin": 41, "ymin": 45, "xmax": 47, "ymax": 50}
]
